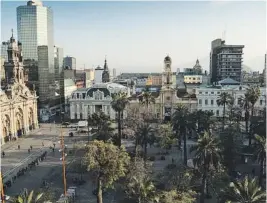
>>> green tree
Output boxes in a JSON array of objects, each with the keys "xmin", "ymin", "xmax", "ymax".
[
  {"xmin": 136, "ymin": 122, "xmax": 154, "ymax": 163},
  {"xmin": 158, "ymin": 190, "xmax": 196, "ymax": 203},
  {"xmin": 247, "ymin": 86, "xmax": 261, "ymax": 145},
  {"xmin": 253, "ymin": 134, "xmax": 266, "ymax": 187},
  {"xmin": 195, "ymin": 110, "xmax": 214, "ymax": 133},
  {"xmin": 126, "ymin": 176, "xmax": 158, "ymax": 203},
  {"xmin": 158, "ymin": 123, "xmax": 176, "ymax": 153},
  {"xmin": 190, "ymin": 132, "xmax": 221, "ymax": 203},
  {"xmin": 138, "ymin": 86, "xmax": 155, "ymax": 109},
  {"xmin": 219, "ymin": 176, "xmax": 266, "ymax": 203},
  {"xmin": 111, "ymin": 92, "xmax": 129, "ymax": 147},
  {"xmin": 10, "ymin": 189, "xmax": 43, "ymax": 203},
  {"xmin": 172, "ymin": 104, "xmax": 196, "ymax": 166},
  {"xmin": 87, "ymin": 112, "xmax": 109, "ymax": 133},
  {"xmin": 83, "ymin": 140, "xmax": 130, "ymax": 203},
  {"xmin": 123, "ymin": 158, "xmax": 157, "ymax": 203},
  {"xmin": 220, "ymin": 124, "xmax": 242, "ymax": 173},
  {"xmin": 238, "ymin": 93, "xmax": 251, "ymax": 135},
  {"xmin": 217, "ymin": 92, "xmax": 233, "ymax": 130}
]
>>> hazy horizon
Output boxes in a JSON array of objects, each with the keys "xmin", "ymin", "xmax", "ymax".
[{"xmin": 1, "ymin": 1, "xmax": 266, "ymax": 73}]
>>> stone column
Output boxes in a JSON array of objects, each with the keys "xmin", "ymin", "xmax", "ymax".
[
  {"xmin": 34, "ymin": 100, "xmax": 39, "ymax": 129},
  {"xmin": 10, "ymin": 106, "xmax": 16, "ymax": 138}
]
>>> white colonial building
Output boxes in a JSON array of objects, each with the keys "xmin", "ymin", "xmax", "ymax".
[
  {"xmin": 195, "ymin": 84, "xmax": 266, "ymax": 117},
  {"xmin": 0, "ymin": 34, "xmax": 38, "ymax": 145},
  {"xmin": 69, "ymin": 82, "xmax": 129, "ymax": 120}
]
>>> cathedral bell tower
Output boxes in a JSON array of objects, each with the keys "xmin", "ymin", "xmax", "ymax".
[
  {"xmin": 4, "ymin": 30, "xmax": 25, "ymax": 85},
  {"xmin": 162, "ymin": 55, "xmax": 172, "ymax": 87}
]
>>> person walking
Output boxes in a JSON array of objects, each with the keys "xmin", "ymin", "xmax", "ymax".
[
  {"xmin": 30, "ymin": 145, "xmax": 33, "ymax": 150},
  {"xmin": 28, "ymin": 148, "xmax": 30, "ymax": 154},
  {"xmin": 18, "ymin": 145, "xmax": 20, "ymax": 150},
  {"xmin": 2, "ymin": 151, "xmax": 5, "ymax": 158}
]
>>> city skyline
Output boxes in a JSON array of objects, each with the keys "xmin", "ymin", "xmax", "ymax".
[{"xmin": 1, "ymin": 1, "xmax": 266, "ymax": 73}]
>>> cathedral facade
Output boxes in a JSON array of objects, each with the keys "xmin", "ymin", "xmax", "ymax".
[{"xmin": 0, "ymin": 34, "xmax": 38, "ymax": 145}]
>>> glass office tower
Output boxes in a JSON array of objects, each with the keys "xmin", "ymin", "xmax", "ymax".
[{"xmin": 17, "ymin": 0, "xmax": 54, "ymax": 74}]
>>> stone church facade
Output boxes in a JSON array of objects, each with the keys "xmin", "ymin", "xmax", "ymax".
[{"xmin": 0, "ymin": 34, "xmax": 38, "ymax": 145}]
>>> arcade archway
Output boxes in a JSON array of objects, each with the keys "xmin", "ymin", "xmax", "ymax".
[{"xmin": 15, "ymin": 109, "xmax": 24, "ymax": 137}]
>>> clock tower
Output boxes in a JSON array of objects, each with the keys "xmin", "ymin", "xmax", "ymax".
[{"xmin": 162, "ymin": 55, "xmax": 172, "ymax": 87}]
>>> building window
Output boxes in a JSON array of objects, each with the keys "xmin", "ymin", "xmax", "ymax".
[
  {"xmin": 80, "ymin": 113, "xmax": 83, "ymax": 119},
  {"xmin": 199, "ymin": 99, "xmax": 202, "ymax": 105},
  {"xmin": 216, "ymin": 110, "xmax": 219, "ymax": 116},
  {"xmin": 211, "ymin": 92, "xmax": 214, "ymax": 94},
  {"xmin": 199, "ymin": 91, "xmax": 202, "ymax": 94},
  {"xmin": 205, "ymin": 92, "xmax": 208, "ymax": 94},
  {"xmin": 260, "ymin": 100, "xmax": 263, "ymax": 105},
  {"xmin": 205, "ymin": 99, "xmax": 208, "ymax": 105},
  {"xmin": 217, "ymin": 92, "xmax": 220, "ymax": 94},
  {"xmin": 76, "ymin": 93, "xmax": 79, "ymax": 99},
  {"xmin": 211, "ymin": 100, "xmax": 214, "ymax": 105},
  {"xmin": 166, "ymin": 96, "xmax": 170, "ymax": 101},
  {"xmin": 82, "ymin": 93, "xmax": 85, "ymax": 99}
]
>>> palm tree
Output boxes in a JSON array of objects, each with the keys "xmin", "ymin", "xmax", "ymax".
[
  {"xmin": 196, "ymin": 110, "xmax": 214, "ymax": 133},
  {"xmin": 111, "ymin": 91, "xmax": 129, "ymax": 147},
  {"xmin": 11, "ymin": 189, "xmax": 43, "ymax": 203},
  {"xmin": 126, "ymin": 176, "xmax": 158, "ymax": 203},
  {"xmin": 139, "ymin": 86, "xmax": 155, "ymax": 109},
  {"xmin": 136, "ymin": 122, "xmax": 154, "ymax": 163},
  {"xmin": 253, "ymin": 134, "xmax": 266, "ymax": 187},
  {"xmin": 239, "ymin": 93, "xmax": 250, "ymax": 135},
  {"xmin": 220, "ymin": 176, "xmax": 266, "ymax": 203},
  {"xmin": 190, "ymin": 132, "xmax": 221, "ymax": 203},
  {"xmin": 247, "ymin": 86, "xmax": 261, "ymax": 145},
  {"xmin": 217, "ymin": 92, "xmax": 233, "ymax": 130},
  {"xmin": 172, "ymin": 104, "xmax": 196, "ymax": 166}
]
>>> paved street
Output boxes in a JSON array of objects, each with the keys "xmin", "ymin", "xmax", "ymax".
[{"xmin": 0, "ymin": 124, "xmax": 88, "ymax": 198}]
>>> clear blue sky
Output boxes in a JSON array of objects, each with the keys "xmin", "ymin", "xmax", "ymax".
[{"xmin": 1, "ymin": 1, "xmax": 266, "ymax": 73}]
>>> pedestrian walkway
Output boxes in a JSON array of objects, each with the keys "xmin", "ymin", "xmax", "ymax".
[{"xmin": 1, "ymin": 126, "xmax": 68, "ymax": 174}]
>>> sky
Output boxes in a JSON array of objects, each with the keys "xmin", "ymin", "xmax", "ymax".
[{"xmin": 1, "ymin": 1, "xmax": 266, "ymax": 73}]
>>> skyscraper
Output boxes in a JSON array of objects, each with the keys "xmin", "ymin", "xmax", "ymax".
[
  {"xmin": 210, "ymin": 39, "xmax": 244, "ymax": 83},
  {"xmin": 63, "ymin": 56, "xmax": 76, "ymax": 70},
  {"xmin": 17, "ymin": 0, "xmax": 54, "ymax": 73}
]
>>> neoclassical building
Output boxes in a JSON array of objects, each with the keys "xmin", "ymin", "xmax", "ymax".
[
  {"xmin": 0, "ymin": 34, "xmax": 38, "ymax": 145},
  {"xmin": 129, "ymin": 56, "xmax": 197, "ymax": 121},
  {"xmin": 69, "ymin": 82, "xmax": 129, "ymax": 120}
]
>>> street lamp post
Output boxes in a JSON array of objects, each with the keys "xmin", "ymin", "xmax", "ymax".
[{"xmin": 59, "ymin": 129, "xmax": 67, "ymax": 196}]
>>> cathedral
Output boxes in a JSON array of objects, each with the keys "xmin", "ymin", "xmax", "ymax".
[{"xmin": 0, "ymin": 33, "xmax": 38, "ymax": 145}]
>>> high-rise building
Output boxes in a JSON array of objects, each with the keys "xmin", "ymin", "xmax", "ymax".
[
  {"xmin": 210, "ymin": 39, "xmax": 244, "ymax": 83},
  {"xmin": 17, "ymin": 0, "xmax": 54, "ymax": 66},
  {"xmin": 112, "ymin": 68, "xmax": 116, "ymax": 79},
  {"xmin": 54, "ymin": 46, "xmax": 65, "ymax": 108},
  {"xmin": 63, "ymin": 56, "xmax": 76, "ymax": 70},
  {"xmin": 1, "ymin": 41, "xmax": 9, "ymax": 62},
  {"xmin": 37, "ymin": 45, "xmax": 55, "ymax": 104}
]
